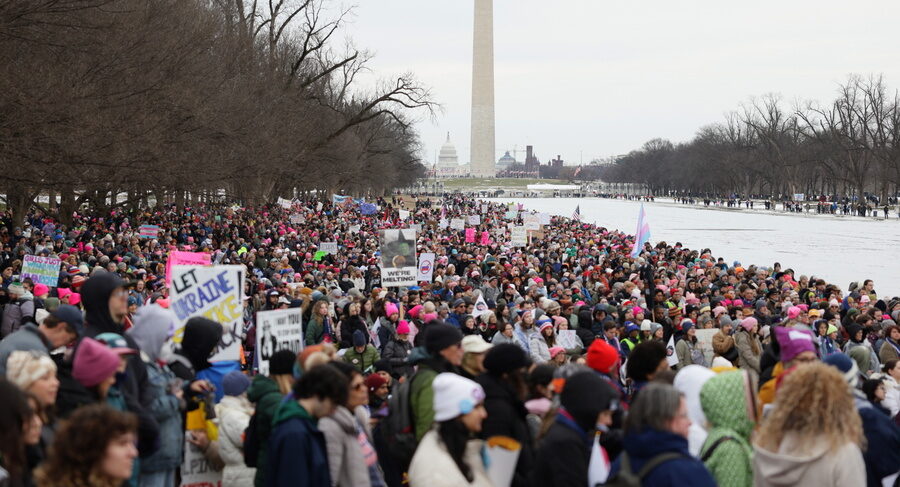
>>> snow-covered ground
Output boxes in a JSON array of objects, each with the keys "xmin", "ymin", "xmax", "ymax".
[{"xmin": 489, "ymin": 197, "xmax": 900, "ymax": 298}]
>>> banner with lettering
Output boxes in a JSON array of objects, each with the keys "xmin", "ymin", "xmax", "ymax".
[
  {"xmin": 170, "ymin": 265, "xmax": 245, "ymax": 362},
  {"xmin": 256, "ymin": 308, "xmax": 304, "ymax": 376},
  {"xmin": 21, "ymin": 255, "xmax": 61, "ymax": 287},
  {"xmin": 165, "ymin": 250, "xmax": 211, "ymax": 287},
  {"xmin": 139, "ymin": 224, "xmax": 160, "ymax": 239}
]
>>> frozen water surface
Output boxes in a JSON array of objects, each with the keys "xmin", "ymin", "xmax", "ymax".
[{"xmin": 488, "ymin": 197, "xmax": 900, "ymax": 298}]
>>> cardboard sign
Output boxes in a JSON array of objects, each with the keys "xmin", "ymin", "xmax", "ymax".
[
  {"xmin": 256, "ymin": 308, "xmax": 304, "ymax": 376},
  {"xmin": 319, "ymin": 242, "xmax": 338, "ymax": 255},
  {"xmin": 450, "ymin": 218, "xmax": 465, "ymax": 230},
  {"xmin": 278, "ymin": 197, "xmax": 291, "ymax": 209},
  {"xmin": 380, "ymin": 229, "xmax": 417, "ymax": 287},
  {"xmin": 511, "ymin": 226, "xmax": 528, "ymax": 247},
  {"xmin": 417, "ymin": 252, "xmax": 435, "ymax": 282},
  {"xmin": 180, "ymin": 436, "xmax": 222, "ymax": 487},
  {"xmin": 524, "ymin": 214, "xmax": 540, "ymax": 231},
  {"xmin": 170, "ymin": 265, "xmax": 245, "ymax": 362},
  {"xmin": 21, "ymin": 255, "xmax": 61, "ymax": 288}
]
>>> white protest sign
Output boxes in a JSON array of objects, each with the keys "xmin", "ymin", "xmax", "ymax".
[
  {"xmin": 481, "ymin": 204, "xmax": 489, "ymax": 213},
  {"xmin": 256, "ymin": 308, "xmax": 304, "ymax": 376},
  {"xmin": 380, "ymin": 229, "xmax": 417, "ymax": 287},
  {"xmin": 180, "ymin": 437, "xmax": 222, "ymax": 487},
  {"xmin": 409, "ymin": 224, "xmax": 422, "ymax": 232},
  {"xmin": 557, "ymin": 330, "xmax": 579, "ymax": 350},
  {"xmin": 539, "ymin": 212, "xmax": 551, "ymax": 225},
  {"xmin": 170, "ymin": 265, "xmax": 245, "ymax": 362},
  {"xmin": 319, "ymin": 242, "xmax": 338, "ymax": 254},
  {"xmin": 511, "ymin": 226, "xmax": 528, "ymax": 246},
  {"xmin": 694, "ymin": 329, "xmax": 717, "ymax": 367},
  {"xmin": 474, "ymin": 294, "xmax": 492, "ymax": 318},
  {"xmin": 316, "ymin": 202, "xmax": 323, "ymax": 212},
  {"xmin": 524, "ymin": 214, "xmax": 540, "ymax": 231},
  {"xmin": 399, "ymin": 209, "xmax": 410, "ymax": 220},
  {"xmin": 468, "ymin": 215, "xmax": 481, "ymax": 225},
  {"xmin": 349, "ymin": 225, "xmax": 361, "ymax": 233},
  {"xmin": 450, "ymin": 218, "xmax": 465, "ymax": 230},
  {"xmin": 290, "ymin": 213, "xmax": 304, "ymax": 224},
  {"xmin": 278, "ymin": 197, "xmax": 291, "ymax": 209},
  {"xmin": 439, "ymin": 218, "xmax": 449, "ymax": 229},
  {"xmin": 417, "ymin": 252, "xmax": 435, "ymax": 282}
]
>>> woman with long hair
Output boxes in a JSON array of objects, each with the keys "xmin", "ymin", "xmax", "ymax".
[
  {"xmin": 734, "ymin": 317, "xmax": 762, "ymax": 382},
  {"xmin": 753, "ymin": 362, "xmax": 865, "ymax": 486},
  {"xmin": 408, "ymin": 373, "xmax": 491, "ymax": 487},
  {"xmin": 338, "ymin": 302, "xmax": 368, "ymax": 350},
  {"xmin": 34, "ymin": 404, "xmax": 138, "ymax": 487},
  {"xmin": 0, "ymin": 379, "xmax": 38, "ymax": 487},
  {"xmin": 305, "ymin": 299, "xmax": 334, "ymax": 346}
]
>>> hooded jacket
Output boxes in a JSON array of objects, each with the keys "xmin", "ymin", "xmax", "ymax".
[
  {"xmin": 215, "ymin": 395, "xmax": 256, "ymax": 487},
  {"xmin": 475, "ymin": 372, "xmax": 535, "ymax": 487},
  {"xmin": 752, "ymin": 433, "xmax": 865, "ymax": 487},
  {"xmin": 699, "ymin": 371, "xmax": 755, "ymax": 487},
  {"xmin": 673, "ymin": 365, "xmax": 715, "ymax": 457},
  {"xmin": 81, "ymin": 271, "xmax": 127, "ymax": 337},
  {"xmin": 318, "ymin": 405, "xmax": 382, "ymax": 487},
  {"xmin": 610, "ymin": 428, "xmax": 716, "ymax": 487},
  {"xmin": 267, "ymin": 399, "xmax": 331, "ymax": 487},
  {"xmin": 247, "ymin": 375, "xmax": 284, "ymax": 487}
]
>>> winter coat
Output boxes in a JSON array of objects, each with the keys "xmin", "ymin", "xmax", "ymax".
[
  {"xmin": 855, "ymin": 392, "xmax": 900, "ymax": 487},
  {"xmin": 375, "ymin": 318, "xmax": 396, "ymax": 354},
  {"xmin": 339, "ymin": 316, "xmax": 368, "ymax": 350},
  {"xmin": 475, "ymin": 372, "xmax": 535, "ymax": 487},
  {"xmin": 0, "ymin": 323, "xmax": 51, "ymax": 375},
  {"xmin": 845, "ymin": 340, "xmax": 880, "ymax": 374},
  {"xmin": 382, "ymin": 337, "xmax": 413, "ymax": 377},
  {"xmin": 319, "ymin": 405, "xmax": 383, "ymax": 487},
  {"xmin": 410, "ymin": 358, "xmax": 442, "ymax": 441},
  {"xmin": 752, "ymin": 433, "xmax": 865, "ymax": 487},
  {"xmin": 342, "ymin": 345, "xmax": 380, "ymax": 374},
  {"xmin": 1, "ymin": 297, "xmax": 35, "ymax": 338},
  {"xmin": 530, "ymin": 414, "xmax": 592, "ymax": 487},
  {"xmin": 247, "ymin": 375, "xmax": 284, "ymax": 487},
  {"xmin": 734, "ymin": 329, "xmax": 761, "ymax": 380},
  {"xmin": 675, "ymin": 337, "xmax": 704, "ymax": 370},
  {"xmin": 491, "ymin": 330, "xmax": 517, "ymax": 346},
  {"xmin": 879, "ymin": 338, "xmax": 900, "ymax": 365},
  {"xmin": 306, "ymin": 313, "xmax": 333, "ymax": 346},
  {"xmin": 610, "ymin": 428, "xmax": 716, "ymax": 487},
  {"xmin": 215, "ymin": 395, "xmax": 256, "ymax": 487},
  {"xmin": 267, "ymin": 399, "xmax": 331, "ymax": 487},
  {"xmin": 529, "ymin": 333, "xmax": 551, "ymax": 363},
  {"xmin": 137, "ymin": 359, "xmax": 183, "ymax": 473},
  {"xmin": 407, "ymin": 429, "xmax": 492, "ymax": 487},
  {"xmin": 699, "ymin": 371, "xmax": 754, "ymax": 487},
  {"xmin": 872, "ymin": 373, "xmax": 900, "ymax": 418}
]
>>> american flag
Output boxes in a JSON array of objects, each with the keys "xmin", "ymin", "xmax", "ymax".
[{"xmin": 572, "ymin": 205, "xmax": 581, "ymax": 220}]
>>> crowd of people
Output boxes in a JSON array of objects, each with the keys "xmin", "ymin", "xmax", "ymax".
[{"xmin": 0, "ymin": 193, "xmax": 899, "ymax": 487}]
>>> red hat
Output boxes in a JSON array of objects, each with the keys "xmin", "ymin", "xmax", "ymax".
[
  {"xmin": 365, "ymin": 373, "xmax": 388, "ymax": 393},
  {"xmin": 586, "ymin": 339, "xmax": 619, "ymax": 374}
]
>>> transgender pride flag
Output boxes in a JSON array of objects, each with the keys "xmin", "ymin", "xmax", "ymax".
[{"xmin": 630, "ymin": 204, "xmax": 651, "ymax": 258}]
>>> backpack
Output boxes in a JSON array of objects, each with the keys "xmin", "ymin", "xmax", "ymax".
[
  {"xmin": 380, "ymin": 371, "xmax": 420, "ymax": 471},
  {"xmin": 601, "ymin": 451, "xmax": 684, "ymax": 487},
  {"xmin": 243, "ymin": 408, "xmax": 264, "ymax": 468}
]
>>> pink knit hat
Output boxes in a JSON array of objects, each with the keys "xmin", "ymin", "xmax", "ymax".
[
  {"xmin": 396, "ymin": 320, "xmax": 411, "ymax": 335},
  {"xmin": 740, "ymin": 317, "xmax": 758, "ymax": 332},
  {"xmin": 384, "ymin": 302, "xmax": 399, "ymax": 317},
  {"xmin": 72, "ymin": 338, "xmax": 120, "ymax": 388},
  {"xmin": 421, "ymin": 312, "xmax": 439, "ymax": 323},
  {"xmin": 786, "ymin": 306, "xmax": 802, "ymax": 320}
]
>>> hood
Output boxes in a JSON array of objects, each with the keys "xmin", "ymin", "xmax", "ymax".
[
  {"xmin": 247, "ymin": 374, "xmax": 281, "ymax": 402},
  {"xmin": 128, "ymin": 305, "xmax": 176, "ymax": 362},
  {"xmin": 700, "ymin": 370, "xmax": 755, "ymax": 440},
  {"xmin": 272, "ymin": 397, "xmax": 313, "ymax": 426},
  {"xmin": 752, "ymin": 435, "xmax": 830, "ymax": 486},
  {"xmin": 673, "ymin": 365, "xmax": 715, "ymax": 429},
  {"xmin": 323, "ymin": 405, "xmax": 356, "ymax": 434},
  {"xmin": 180, "ymin": 317, "xmax": 222, "ymax": 372},
  {"xmin": 81, "ymin": 271, "xmax": 126, "ymax": 336},
  {"xmin": 623, "ymin": 428, "xmax": 691, "ymax": 460}
]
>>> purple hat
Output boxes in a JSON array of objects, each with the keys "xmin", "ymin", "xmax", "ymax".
[
  {"xmin": 774, "ymin": 327, "xmax": 815, "ymax": 363},
  {"xmin": 72, "ymin": 337, "xmax": 121, "ymax": 388}
]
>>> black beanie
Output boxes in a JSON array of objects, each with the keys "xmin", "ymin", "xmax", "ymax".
[
  {"xmin": 424, "ymin": 323, "xmax": 463, "ymax": 354},
  {"xmin": 483, "ymin": 343, "xmax": 531, "ymax": 375},
  {"xmin": 561, "ymin": 371, "xmax": 618, "ymax": 431},
  {"xmin": 269, "ymin": 349, "xmax": 296, "ymax": 375}
]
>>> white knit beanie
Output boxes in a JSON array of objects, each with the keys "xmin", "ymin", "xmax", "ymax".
[
  {"xmin": 6, "ymin": 350, "xmax": 57, "ymax": 390},
  {"xmin": 432, "ymin": 373, "xmax": 485, "ymax": 422}
]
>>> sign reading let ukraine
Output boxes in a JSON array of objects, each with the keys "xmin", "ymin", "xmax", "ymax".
[{"xmin": 170, "ymin": 265, "xmax": 244, "ymax": 362}]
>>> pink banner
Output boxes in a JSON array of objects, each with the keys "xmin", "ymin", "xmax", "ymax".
[
  {"xmin": 465, "ymin": 228, "xmax": 475, "ymax": 243},
  {"xmin": 165, "ymin": 250, "xmax": 211, "ymax": 287},
  {"xmin": 480, "ymin": 231, "xmax": 490, "ymax": 245}
]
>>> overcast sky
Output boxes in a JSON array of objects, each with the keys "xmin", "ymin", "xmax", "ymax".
[{"xmin": 348, "ymin": 1, "xmax": 900, "ymax": 166}]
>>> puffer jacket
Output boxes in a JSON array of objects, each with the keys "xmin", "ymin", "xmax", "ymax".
[
  {"xmin": 382, "ymin": 337, "xmax": 413, "ymax": 377},
  {"xmin": 408, "ymin": 429, "xmax": 492, "ymax": 487},
  {"xmin": 215, "ymin": 395, "xmax": 256, "ymax": 487},
  {"xmin": 699, "ymin": 370, "xmax": 754, "ymax": 487},
  {"xmin": 734, "ymin": 329, "xmax": 761, "ymax": 380},
  {"xmin": 529, "ymin": 333, "xmax": 551, "ymax": 363},
  {"xmin": 318, "ymin": 405, "xmax": 382, "ymax": 487}
]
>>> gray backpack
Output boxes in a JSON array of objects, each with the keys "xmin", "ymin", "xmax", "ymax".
[{"xmin": 600, "ymin": 451, "xmax": 684, "ymax": 487}]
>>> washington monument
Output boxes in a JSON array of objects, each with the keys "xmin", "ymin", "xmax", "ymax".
[{"xmin": 469, "ymin": 0, "xmax": 496, "ymax": 177}]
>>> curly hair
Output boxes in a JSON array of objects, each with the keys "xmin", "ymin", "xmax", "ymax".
[
  {"xmin": 34, "ymin": 404, "xmax": 138, "ymax": 487},
  {"xmin": 755, "ymin": 362, "xmax": 863, "ymax": 453}
]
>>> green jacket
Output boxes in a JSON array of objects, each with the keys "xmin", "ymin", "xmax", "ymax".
[
  {"xmin": 247, "ymin": 375, "xmax": 284, "ymax": 487},
  {"xmin": 410, "ymin": 363, "xmax": 439, "ymax": 441},
  {"xmin": 342, "ymin": 345, "xmax": 380, "ymax": 374},
  {"xmin": 699, "ymin": 370, "xmax": 754, "ymax": 487}
]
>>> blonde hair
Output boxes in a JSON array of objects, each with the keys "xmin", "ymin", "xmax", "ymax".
[{"xmin": 755, "ymin": 362, "xmax": 863, "ymax": 453}]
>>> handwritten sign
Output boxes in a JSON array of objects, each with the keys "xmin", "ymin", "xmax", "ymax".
[
  {"xmin": 21, "ymin": 255, "xmax": 61, "ymax": 288},
  {"xmin": 524, "ymin": 214, "xmax": 540, "ymax": 231},
  {"xmin": 290, "ymin": 213, "xmax": 304, "ymax": 224},
  {"xmin": 256, "ymin": 308, "xmax": 304, "ymax": 376},
  {"xmin": 511, "ymin": 226, "xmax": 528, "ymax": 246},
  {"xmin": 319, "ymin": 242, "xmax": 338, "ymax": 255},
  {"xmin": 180, "ymin": 437, "xmax": 222, "ymax": 487},
  {"xmin": 165, "ymin": 251, "xmax": 211, "ymax": 287},
  {"xmin": 480, "ymin": 231, "xmax": 491, "ymax": 245},
  {"xmin": 465, "ymin": 228, "xmax": 476, "ymax": 243},
  {"xmin": 468, "ymin": 215, "xmax": 481, "ymax": 225},
  {"xmin": 450, "ymin": 218, "xmax": 465, "ymax": 230},
  {"xmin": 170, "ymin": 265, "xmax": 244, "ymax": 362},
  {"xmin": 139, "ymin": 224, "xmax": 160, "ymax": 239}
]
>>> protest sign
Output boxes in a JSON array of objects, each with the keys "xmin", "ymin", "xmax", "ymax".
[
  {"xmin": 450, "ymin": 218, "xmax": 465, "ymax": 230},
  {"xmin": 21, "ymin": 255, "xmax": 61, "ymax": 288},
  {"xmin": 170, "ymin": 265, "xmax": 244, "ymax": 362},
  {"xmin": 256, "ymin": 308, "xmax": 304, "ymax": 376},
  {"xmin": 465, "ymin": 228, "xmax": 476, "ymax": 242},
  {"xmin": 380, "ymin": 229, "xmax": 417, "ymax": 287},
  {"xmin": 480, "ymin": 231, "xmax": 491, "ymax": 245},
  {"xmin": 349, "ymin": 225, "xmax": 361, "ymax": 233},
  {"xmin": 695, "ymin": 329, "xmax": 717, "ymax": 366},
  {"xmin": 316, "ymin": 202, "xmax": 323, "ymax": 212},
  {"xmin": 165, "ymin": 250, "xmax": 211, "ymax": 287},
  {"xmin": 290, "ymin": 213, "xmax": 304, "ymax": 224},
  {"xmin": 468, "ymin": 215, "xmax": 481, "ymax": 225},
  {"xmin": 278, "ymin": 197, "xmax": 291, "ymax": 209},
  {"xmin": 409, "ymin": 223, "xmax": 422, "ymax": 232},
  {"xmin": 524, "ymin": 214, "xmax": 540, "ymax": 231},
  {"xmin": 539, "ymin": 212, "xmax": 551, "ymax": 225},
  {"xmin": 439, "ymin": 218, "xmax": 449, "ymax": 229},
  {"xmin": 399, "ymin": 209, "xmax": 410, "ymax": 220},
  {"xmin": 557, "ymin": 330, "xmax": 579, "ymax": 350},
  {"xmin": 319, "ymin": 242, "xmax": 338, "ymax": 254},
  {"xmin": 417, "ymin": 252, "xmax": 435, "ymax": 282},
  {"xmin": 180, "ymin": 437, "xmax": 222, "ymax": 487},
  {"xmin": 511, "ymin": 226, "xmax": 528, "ymax": 246},
  {"xmin": 505, "ymin": 210, "xmax": 518, "ymax": 220},
  {"xmin": 139, "ymin": 224, "xmax": 160, "ymax": 239},
  {"xmin": 474, "ymin": 294, "xmax": 492, "ymax": 318}
]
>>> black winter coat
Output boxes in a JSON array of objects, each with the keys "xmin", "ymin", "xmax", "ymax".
[
  {"xmin": 475, "ymin": 373, "xmax": 534, "ymax": 487},
  {"xmin": 381, "ymin": 337, "xmax": 413, "ymax": 378},
  {"xmin": 531, "ymin": 418, "xmax": 591, "ymax": 487}
]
